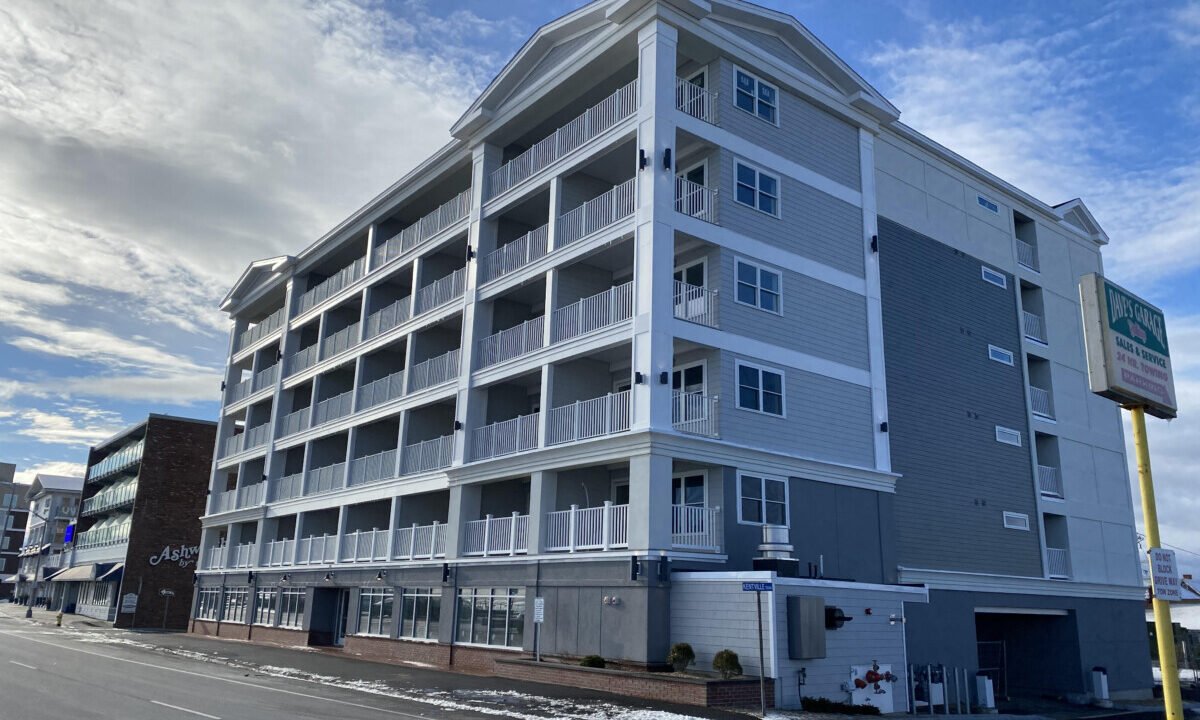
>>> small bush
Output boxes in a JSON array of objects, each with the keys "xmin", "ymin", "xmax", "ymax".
[
  {"xmin": 800, "ymin": 697, "xmax": 881, "ymax": 715},
  {"xmin": 579, "ymin": 655, "xmax": 606, "ymax": 668},
  {"xmin": 666, "ymin": 643, "xmax": 695, "ymax": 672},
  {"xmin": 712, "ymin": 649, "xmax": 743, "ymax": 679}
]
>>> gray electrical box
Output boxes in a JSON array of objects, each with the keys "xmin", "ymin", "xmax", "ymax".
[{"xmin": 787, "ymin": 595, "xmax": 826, "ymax": 659}]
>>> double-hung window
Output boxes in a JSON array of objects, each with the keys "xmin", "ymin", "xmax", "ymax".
[
  {"xmin": 736, "ymin": 361, "xmax": 785, "ymax": 416},
  {"xmin": 734, "ymin": 69, "xmax": 778, "ymax": 124},
  {"xmin": 357, "ymin": 587, "xmax": 394, "ymax": 637},
  {"xmin": 735, "ymin": 162, "xmax": 779, "ymax": 217},
  {"xmin": 735, "ymin": 259, "xmax": 781, "ymax": 313},
  {"xmin": 739, "ymin": 473, "xmax": 788, "ymax": 525},
  {"xmin": 399, "ymin": 587, "xmax": 441, "ymax": 641}
]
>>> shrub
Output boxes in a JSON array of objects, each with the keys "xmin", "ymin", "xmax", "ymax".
[
  {"xmin": 800, "ymin": 697, "xmax": 881, "ymax": 715},
  {"xmin": 712, "ymin": 649, "xmax": 743, "ymax": 679},
  {"xmin": 666, "ymin": 643, "xmax": 695, "ymax": 672},
  {"xmin": 579, "ymin": 655, "xmax": 606, "ymax": 668}
]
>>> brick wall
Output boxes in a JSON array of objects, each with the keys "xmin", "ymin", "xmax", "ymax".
[
  {"xmin": 248, "ymin": 625, "xmax": 309, "ymax": 647},
  {"xmin": 449, "ymin": 645, "xmax": 520, "ymax": 675},
  {"xmin": 217, "ymin": 622, "xmax": 251, "ymax": 640},
  {"xmin": 344, "ymin": 636, "xmax": 452, "ymax": 667}
]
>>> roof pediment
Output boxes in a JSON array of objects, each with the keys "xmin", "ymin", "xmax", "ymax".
[
  {"xmin": 221, "ymin": 255, "xmax": 294, "ymax": 311},
  {"xmin": 1054, "ymin": 198, "xmax": 1109, "ymax": 245}
]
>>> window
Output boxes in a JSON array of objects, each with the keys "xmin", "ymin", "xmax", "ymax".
[
  {"xmin": 735, "ymin": 162, "xmax": 779, "ymax": 216},
  {"xmin": 995, "ymin": 426, "xmax": 1023, "ymax": 447},
  {"xmin": 357, "ymin": 587, "xmax": 394, "ymax": 637},
  {"xmin": 988, "ymin": 345, "xmax": 1015, "ymax": 366},
  {"xmin": 734, "ymin": 69, "xmax": 778, "ymax": 124},
  {"xmin": 400, "ymin": 587, "xmax": 441, "ymax": 641},
  {"xmin": 1003, "ymin": 512, "xmax": 1030, "ymax": 531},
  {"xmin": 738, "ymin": 473, "xmax": 788, "ymax": 526},
  {"xmin": 196, "ymin": 588, "xmax": 221, "ymax": 620},
  {"xmin": 455, "ymin": 587, "xmax": 525, "ymax": 648},
  {"xmin": 981, "ymin": 266, "xmax": 1007, "ymax": 289},
  {"xmin": 736, "ymin": 361, "xmax": 785, "ymax": 416},
  {"xmin": 222, "ymin": 587, "xmax": 248, "ymax": 624},
  {"xmin": 2, "ymin": 536, "xmax": 10, "ymax": 551},
  {"xmin": 278, "ymin": 588, "xmax": 305, "ymax": 628},
  {"xmin": 977, "ymin": 195, "xmax": 999, "ymax": 214},
  {"xmin": 735, "ymin": 259, "xmax": 781, "ymax": 313},
  {"xmin": 252, "ymin": 588, "xmax": 276, "ymax": 626}
]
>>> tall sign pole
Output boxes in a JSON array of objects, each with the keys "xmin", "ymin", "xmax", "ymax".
[{"xmin": 1080, "ymin": 274, "xmax": 1180, "ymax": 719}]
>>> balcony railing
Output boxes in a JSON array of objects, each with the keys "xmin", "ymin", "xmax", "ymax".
[
  {"xmin": 674, "ymin": 177, "xmax": 718, "ymax": 224},
  {"xmin": 546, "ymin": 502, "xmax": 629, "ymax": 552},
  {"xmin": 400, "ymin": 435, "xmax": 454, "ymax": 475},
  {"xmin": 260, "ymin": 538, "xmax": 293, "ymax": 567},
  {"xmin": 236, "ymin": 306, "xmax": 286, "ymax": 352},
  {"xmin": 277, "ymin": 406, "xmax": 311, "ymax": 438},
  {"xmin": 546, "ymin": 391, "xmax": 631, "ymax": 446},
  {"xmin": 471, "ymin": 413, "xmax": 539, "ymax": 461},
  {"xmin": 305, "ymin": 461, "xmax": 346, "ymax": 495},
  {"xmin": 296, "ymin": 257, "xmax": 366, "ymax": 316},
  {"xmin": 393, "ymin": 522, "xmax": 446, "ymax": 560},
  {"xmin": 357, "ymin": 369, "xmax": 406, "ymax": 411},
  {"xmin": 479, "ymin": 225, "xmax": 549, "ymax": 284},
  {"xmin": 271, "ymin": 472, "xmax": 304, "ymax": 502},
  {"xmin": 1046, "ymin": 547, "xmax": 1071, "ymax": 579},
  {"xmin": 339, "ymin": 529, "xmax": 390, "ymax": 563},
  {"xmin": 556, "ymin": 178, "xmax": 636, "ymax": 248},
  {"xmin": 488, "ymin": 80, "xmax": 638, "ymax": 198},
  {"xmin": 203, "ymin": 544, "xmax": 226, "ymax": 570},
  {"xmin": 372, "ymin": 189, "xmax": 472, "ymax": 268},
  {"xmin": 348, "ymin": 449, "xmax": 398, "ymax": 487},
  {"xmin": 461, "ymin": 513, "xmax": 529, "ymax": 556},
  {"xmin": 676, "ymin": 76, "xmax": 717, "ymax": 124},
  {"xmin": 295, "ymin": 535, "xmax": 337, "ymax": 565},
  {"xmin": 413, "ymin": 267, "xmax": 467, "ymax": 316},
  {"xmin": 228, "ymin": 543, "xmax": 256, "ymax": 569},
  {"xmin": 1030, "ymin": 385, "xmax": 1054, "ymax": 419},
  {"xmin": 75, "ymin": 525, "xmax": 130, "ymax": 550},
  {"xmin": 1017, "ymin": 239, "xmax": 1039, "ymax": 271},
  {"xmin": 672, "ymin": 391, "xmax": 719, "ymax": 438},
  {"xmin": 674, "ymin": 281, "xmax": 719, "ymax": 328},
  {"xmin": 311, "ymin": 389, "xmax": 354, "ymax": 427},
  {"xmin": 86, "ymin": 440, "xmax": 144, "ymax": 481},
  {"xmin": 221, "ymin": 423, "xmax": 270, "ymax": 458},
  {"xmin": 252, "ymin": 363, "xmax": 280, "ymax": 393},
  {"xmin": 209, "ymin": 481, "xmax": 264, "ymax": 514},
  {"xmin": 81, "ymin": 481, "xmax": 138, "ymax": 516},
  {"xmin": 1038, "ymin": 465, "xmax": 1063, "ymax": 498},
  {"xmin": 550, "ymin": 281, "xmax": 634, "ymax": 344},
  {"xmin": 1023, "ymin": 311, "xmax": 1047, "ymax": 343},
  {"xmin": 408, "ymin": 349, "xmax": 460, "ymax": 392},
  {"xmin": 476, "ymin": 316, "xmax": 545, "ymax": 369},
  {"xmin": 672, "ymin": 505, "xmax": 721, "ymax": 552},
  {"xmin": 284, "ymin": 344, "xmax": 319, "ymax": 377},
  {"xmin": 364, "ymin": 297, "xmax": 412, "ymax": 340},
  {"xmin": 321, "ymin": 321, "xmax": 361, "ymax": 360}
]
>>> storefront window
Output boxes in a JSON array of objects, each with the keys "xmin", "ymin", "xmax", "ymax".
[
  {"xmin": 196, "ymin": 587, "xmax": 221, "ymax": 620},
  {"xmin": 278, "ymin": 588, "xmax": 305, "ymax": 628},
  {"xmin": 399, "ymin": 587, "xmax": 440, "ymax": 640},
  {"xmin": 356, "ymin": 587, "xmax": 393, "ymax": 637},
  {"xmin": 222, "ymin": 587, "xmax": 248, "ymax": 624},
  {"xmin": 253, "ymin": 588, "xmax": 276, "ymax": 626},
  {"xmin": 455, "ymin": 587, "xmax": 524, "ymax": 648}
]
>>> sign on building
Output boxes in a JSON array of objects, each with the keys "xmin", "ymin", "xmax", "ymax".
[
  {"xmin": 1079, "ymin": 274, "xmax": 1176, "ymax": 419},
  {"xmin": 533, "ymin": 597, "xmax": 545, "ymax": 624},
  {"xmin": 1150, "ymin": 548, "xmax": 1182, "ymax": 602},
  {"xmin": 120, "ymin": 592, "xmax": 138, "ymax": 614}
]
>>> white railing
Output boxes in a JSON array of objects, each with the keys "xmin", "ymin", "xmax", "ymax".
[
  {"xmin": 75, "ymin": 525, "xmax": 130, "ymax": 550},
  {"xmin": 284, "ymin": 344, "xmax": 319, "ymax": 377},
  {"xmin": 260, "ymin": 538, "xmax": 293, "ymax": 567},
  {"xmin": 1038, "ymin": 465, "xmax": 1063, "ymax": 498},
  {"xmin": 86, "ymin": 439, "xmax": 144, "ymax": 481},
  {"xmin": 252, "ymin": 363, "xmax": 280, "ymax": 393},
  {"xmin": 82, "ymin": 481, "xmax": 138, "ymax": 515},
  {"xmin": 227, "ymin": 376, "xmax": 253, "ymax": 404},
  {"xmin": 672, "ymin": 391, "xmax": 719, "ymax": 438},
  {"xmin": 238, "ymin": 481, "xmax": 266, "ymax": 509},
  {"xmin": 348, "ymin": 449, "xmax": 398, "ymax": 487},
  {"xmin": 236, "ymin": 307, "xmax": 286, "ymax": 352},
  {"xmin": 414, "ymin": 267, "xmax": 467, "ymax": 316},
  {"xmin": 1047, "ymin": 547, "xmax": 1071, "ymax": 578},
  {"xmin": 321, "ymin": 321, "xmax": 361, "ymax": 360},
  {"xmin": 210, "ymin": 488, "xmax": 236, "ymax": 514},
  {"xmin": 295, "ymin": 534, "xmax": 337, "ymax": 565},
  {"xmin": 311, "ymin": 389, "xmax": 354, "ymax": 427},
  {"xmin": 400, "ymin": 435, "xmax": 455, "ymax": 475},
  {"xmin": 674, "ymin": 280, "xmax": 719, "ymax": 328},
  {"xmin": 672, "ymin": 505, "xmax": 722, "ymax": 552},
  {"xmin": 357, "ymin": 369, "xmax": 406, "ymax": 410},
  {"xmin": 339, "ymin": 529, "xmax": 390, "ymax": 562},
  {"xmin": 373, "ymin": 189, "xmax": 472, "ymax": 267},
  {"xmin": 296, "ymin": 257, "xmax": 366, "ymax": 315},
  {"xmin": 206, "ymin": 483, "xmax": 258, "ymax": 514},
  {"xmin": 271, "ymin": 472, "xmax": 304, "ymax": 502},
  {"xmin": 277, "ymin": 406, "xmax": 311, "ymax": 438},
  {"xmin": 1017, "ymin": 239, "xmax": 1039, "ymax": 271},
  {"xmin": 556, "ymin": 178, "xmax": 636, "ymax": 248},
  {"xmin": 674, "ymin": 176, "xmax": 718, "ymax": 224},
  {"xmin": 550, "ymin": 281, "xmax": 634, "ymax": 343},
  {"xmin": 471, "ymin": 413, "xmax": 539, "ymax": 461},
  {"xmin": 545, "ymin": 502, "xmax": 629, "ymax": 552},
  {"xmin": 222, "ymin": 429, "xmax": 246, "ymax": 456},
  {"xmin": 228, "ymin": 543, "xmax": 256, "ymax": 569},
  {"xmin": 408, "ymin": 349, "xmax": 460, "ymax": 392},
  {"xmin": 1030, "ymin": 385, "xmax": 1054, "ymax": 419},
  {"xmin": 364, "ymin": 297, "xmax": 412, "ymax": 340},
  {"xmin": 393, "ymin": 522, "xmax": 446, "ymax": 560},
  {"xmin": 461, "ymin": 513, "xmax": 529, "ymax": 556},
  {"xmin": 203, "ymin": 544, "xmax": 226, "ymax": 570},
  {"xmin": 305, "ymin": 462, "xmax": 346, "ymax": 495},
  {"xmin": 476, "ymin": 316, "xmax": 545, "ymax": 369},
  {"xmin": 479, "ymin": 225, "xmax": 549, "ymax": 284},
  {"xmin": 221, "ymin": 423, "xmax": 270, "ymax": 458},
  {"xmin": 488, "ymin": 80, "xmax": 638, "ymax": 198},
  {"xmin": 546, "ymin": 391, "xmax": 631, "ymax": 445},
  {"xmin": 1023, "ymin": 311, "xmax": 1047, "ymax": 343},
  {"xmin": 675, "ymin": 76, "xmax": 717, "ymax": 124}
]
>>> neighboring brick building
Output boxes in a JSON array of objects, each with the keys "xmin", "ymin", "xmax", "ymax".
[{"xmin": 0, "ymin": 462, "xmax": 30, "ymax": 599}]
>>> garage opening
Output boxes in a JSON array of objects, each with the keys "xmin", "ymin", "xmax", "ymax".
[{"xmin": 974, "ymin": 607, "xmax": 1082, "ymax": 699}]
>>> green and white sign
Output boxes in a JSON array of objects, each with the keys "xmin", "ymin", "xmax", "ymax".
[{"xmin": 1079, "ymin": 273, "xmax": 1177, "ymax": 419}]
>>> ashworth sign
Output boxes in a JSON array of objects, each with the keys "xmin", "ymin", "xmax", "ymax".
[
  {"xmin": 149, "ymin": 544, "xmax": 200, "ymax": 568},
  {"xmin": 1079, "ymin": 274, "xmax": 1177, "ymax": 419}
]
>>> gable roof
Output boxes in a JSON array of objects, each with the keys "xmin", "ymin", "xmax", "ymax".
[
  {"xmin": 1054, "ymin": 198, "xmax": 1110, "ymax": 245},
  {"xmin": 220, "ymin": 255, "xmax": 294, "ymax": 311},
  {"xmin": 28, "ymin": 474, "xmax": 83, "ymax": 498}
]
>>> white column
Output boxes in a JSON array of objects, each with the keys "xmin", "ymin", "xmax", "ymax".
[
  {"xmin": 385, "ymin": 496, "xmax": 401, "ymax": 560},
  {"xmin": 627, "ymin": 452, "xmax": 672, "ymax": 551},
  {"xmin": 334, "ymin": 505, "xmax": 348, "ymax": 564},
  {"xmin": 859, "ymin": 128, "xmax": 891, "ymax": 473},
  {"xmin": 546, "ymin": 175, "xmax": 563, "ymax": 251},
  {"xmin": 527, "ymin": 470, "xmax": 558, "ymax": 554},
  {"xmin": 537, "ymin": 364, "xmax": 555, "ymax": 448},
  {"xmin": 444, "ymin": 483, "xmax": 482, "ymax": 559}
]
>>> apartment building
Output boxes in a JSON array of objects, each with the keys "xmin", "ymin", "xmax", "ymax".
[
  {"xmin": 0, "ymin": 463, "xmax": 31, "ymax": 599},
  {"xmin": 15, "ymin": 474, "xmax": 82, "ymax": 606},
  {"xmin": 49, "ymin": 415, "xmax": 214, "ymax": 627},
  {"xmin": 194, "ymin": 0, "xmax": 1148, "ymax": 706}
]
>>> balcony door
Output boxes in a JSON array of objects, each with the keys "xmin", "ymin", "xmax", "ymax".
[
  {"xmin": 673, "ymin": 259, "xmax": 708, "ymax": 322},
  {"xmin": 672, "ymin": 361, "xmax": 707, "ymax": 429},
  {"xmin": 672, "ymin": 472, "xmax": 709, "ymax": 540},
  {"xmin": 675, "ymin": 161, "xmax": 709, "ymax": 219}
]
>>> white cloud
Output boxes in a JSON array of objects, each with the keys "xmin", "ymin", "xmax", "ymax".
[
  {"xmin": 1167, "ymin": 2, "xmax": 1200, "ymax": 49},
  {"xmin": 13, "ymin": 460, "xmax": 86, "ymax": 485},
  {"xmin": 9, "ymin": 403, "xmax": 125, "ymax": 447}
]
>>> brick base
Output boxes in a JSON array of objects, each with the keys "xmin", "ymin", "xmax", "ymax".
[
  {"xmin": 248, "ymin": 625, "xmax": 309, "ymax": 648},
  {"xmin": 343, "ymin": 636, "xmax": 451, "ymax": 666}
]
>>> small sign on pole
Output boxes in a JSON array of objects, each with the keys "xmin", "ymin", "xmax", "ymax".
[
  {"xmin": 120, "ymin": 592, "xmax": 138, "ymax": 614},
  {"xmin": 1150, "ymin": 548, "xmax": 1182, "ymax": 602},
  {"xmin": 742, "ymin": 581, "xmax": 774, "ymax": 592},
  {"xmin": 533, "ymin": 596, "xmax": 545, "ymax": 623},
  {"xmin": 742, "ymin": 582, "xmax": 773, "ymax": 717},
  {"xmin": 533, "ymin": 596, "xmax": 545, "ymax": 663}
]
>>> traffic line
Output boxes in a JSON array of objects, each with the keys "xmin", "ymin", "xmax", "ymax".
[
  {"xmin": 151, "ymin": 700, "xmax": 221, "ymax": 719},
  {"xmin": 8, "ymin": 660, "xmax": 37, "ymax": 670}
]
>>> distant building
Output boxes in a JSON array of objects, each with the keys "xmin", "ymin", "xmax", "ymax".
[
  {"xmin": 1146, "ymin": 575, "xmax": 1200, "ymax": 674},
  {"xmin": 0, "ymin": 463, "xmax": 31, "ymax": 598},
  {"xmin": 16, "ymin": 474, "xmax": 83, "ymax": 605}
]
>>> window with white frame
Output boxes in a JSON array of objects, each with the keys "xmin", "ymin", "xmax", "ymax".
[
  {"xmin": 981, "ymin": 266, "xmax": 1007, "ymax": 288},
  {"xmin": 734, "ymin": 161, "xmax": 779, "ymax": 217},
  {"xmin": 988, "ymin": 345, "xmax": 1015, "ymax": 366},
  {"xmin": 222, "ymin": 586, "xmax": 248, "ymax": 624},
  {"xmin": 739, "ymin": 473, "xmax": 788, "ymax": 526},
  {"xmin": 357, "ymin": 587, "xmax": 394, "ymax": 637},
  {"xmin": 195, "ymin": 587, "xmax": 221, "ymax": 620},
  {"xmin": 400, "ymin": 587, "xmax": 441, "ymax": 641},
  {"xmin": 252, "ymin": 588, "xmax": 276, "ymax": 626},
  {"xmin": 1003, "ymin": 512, "xmax": 1030, "ymax": 531},
  {"xmin": 736, "ymin": 361, "xmax": 785, "ymax": 416},
  {"xmin": 735, "ymin": 259, "xmax": 781, "ymax": 313},
  {"xmin": 278, "ymin": 588, "xmax": 305, "ymax": 628},
  {"xmin": 734, "ymin": 69, "xmax": 778, "ymax": 124},
  {"xmin": 455, "ymin": 587, "xmax": 525, "ymax": 648},
  {"xmin": 995, "ymin": 426, "xmax": 1023, "ymax": 446}
]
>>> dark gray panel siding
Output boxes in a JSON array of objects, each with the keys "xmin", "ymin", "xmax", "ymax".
[{"xmin": 878, "ymin": 217, "xmax": 1043, "ymax": 577}]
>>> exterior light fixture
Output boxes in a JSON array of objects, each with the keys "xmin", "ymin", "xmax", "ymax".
[
  {"xmin": 639, "ymin": 149, "xmax": 647, "ymax": 170},
  {"xmin": 634, "ymin": 372, "xmax": 644, "ymax": 385},
  {"xmin": 662, "ymin": 148, "xmax": 672, "ymax": 170},
  {"xmin": 659, "ymin": 371, "xmax": 669, "ymax": 385},
  {"xmin": 453, "ymin": 420, "xmax": 463, "ymax": 431},
  {"xmin": 376, "ymin": 570, "xmax": 387, "ymax": 582},
  {"xmin": 323, "ymin": 572, "xmax": 334, "ymax": 583}
]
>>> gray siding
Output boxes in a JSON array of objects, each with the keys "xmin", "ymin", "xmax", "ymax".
[
  {"xmin": 878, "ymin": 217, "xmax": 1043, "ymax": 577},
  {"xmin": 504, "ymin": 26, "xmax": 604, "ymax": 104}
]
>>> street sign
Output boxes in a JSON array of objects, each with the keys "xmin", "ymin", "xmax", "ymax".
[
  {"xmin": 742, "ymin": 582, "xmax": 773, "ymax": 592},
  {"xmin": 1150, "ymin": 548, "xmax": 1182, "ymax": 602},
  {"xmin": 159, "ymin": 588, "xmax": 176, "ymax": 597},
  {"xmin": 533, "ymin": 596, "xmax": 545, "ymax": 623}
]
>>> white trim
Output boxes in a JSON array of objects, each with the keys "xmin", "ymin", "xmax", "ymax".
[
  {"xmin": 1002, "ymin": 511, "xmax": 1030, "ymax": 531},
  {"xmin": 988, "ymin": 345, "xmax": 1015, "ymax": 366},
  {"xmin": 733, "ymin": 158, "xmax": 782, "ymax": 218},
  {"xmin": 896, "ymin": 565, "xmax": 1144, "ymax": 600},
  {"xmin": 995, "ymin": 426, "xmax": 1023, "ymax": 447},
  {"xmin": 670, "ymin": 570, "xmax": 930, "ymax": 599},
  {"xmin": 673, "ymin": 256, "xmax": 708, "ymax": 288},
  {"xmin": 732, "ymin": 65, "xmax": 780, "ymax": 127},
  {"xmin": 736, "ymin": 470, "xmax": 789, "ymax": 527},
  {"xmin": 735, "ymin": 359, "xmax": 786, "ymax": 417},
  {"xmin": 981, "ymin": 266, "xmax": 1007, "ymax": 289},
  {"xmin": 733, "ymin": 257, "xmax": 783, "ymax": 315},
  {"xmin": 672, "ymin": 358, "xmax": 708, "ymax": 396},
  {"xmin": 672, "ymin": 470, "xmax": 709, "ymax": 508},
  {"xmin": 675, "ymin": 158, "xmax": 709, "ymax": 188},
  {"xmin": 974, "ymin": 606, "xmax": 1068, "ymax": 616}
]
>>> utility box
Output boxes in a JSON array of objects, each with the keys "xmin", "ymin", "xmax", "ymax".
[{"xmin": 786, "ymin": 595, "xmax": 826, "ymax": 659}]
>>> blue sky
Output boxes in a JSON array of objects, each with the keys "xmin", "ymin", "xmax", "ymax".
[{"xmin": 0, "ymin": 0, "xmax": 1197, "ymax": 568}]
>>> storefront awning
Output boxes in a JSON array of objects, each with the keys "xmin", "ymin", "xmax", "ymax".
[
  {"xmin": 1, "ymin": 574, "xmax": 25, "ymax": 584},
  {"xmin": 48, "ymin": 564, "xmax": 100, "ymax": 582},
  {"xmin": 96, "ymin": 563, "xmax": 123, "ymax": 582}
]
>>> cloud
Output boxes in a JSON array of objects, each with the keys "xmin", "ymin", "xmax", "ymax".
[
  {"xmin": 1166, "ymin": 2, "xmax": 1200, "ymax": 49},
  {"xmin": 13, "ymin": 460, "xmax": 86, "ymax": 485},
  {"xmin": 9, "ymin": 403, "xmax": 125, "ymax": 447}
]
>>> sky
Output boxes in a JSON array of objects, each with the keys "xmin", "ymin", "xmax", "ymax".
[{"xmin": 0, "ymin": 0, "xmax": 1197, "ymax": 571}]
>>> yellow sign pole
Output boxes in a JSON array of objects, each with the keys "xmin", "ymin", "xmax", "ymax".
[{"xmin": 1130, "ymin": 405, "xmax": 1183, "ymax": 720}]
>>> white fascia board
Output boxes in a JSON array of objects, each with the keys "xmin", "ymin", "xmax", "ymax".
[
  {"xmin": 471, "ymin": 322, "xmax": 633, "ymax": 389},
  {"xmin": 897, "ymin": 565, "xmax": 1147, "ymax": 601},
  {"xmin": 671, "ymin": 570, "xmax": 930, "ymax": 599},
  {"xmin": 200, "ymin": 506, "xmax": 267, "ymax": 525}
]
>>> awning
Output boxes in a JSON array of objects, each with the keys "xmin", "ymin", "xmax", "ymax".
[
  {"xmin": 48, "ymin": 564, "xmax": 100, "ymax": 582},
  {"xmin": 1, "ymin": 574, "xmax": 25, "ymax": 584},
  {"xmin": 96, "ymin": 563, "xmax": 123, "ymax": 582}
]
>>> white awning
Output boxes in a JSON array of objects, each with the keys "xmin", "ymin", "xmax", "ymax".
[
  {"xmin": 2, "ymin": 574, "xmax": 25, "ymax": 584},
  {"xmin": 48, "ymin": 564, "xmax": 99, "ymax": 582},
  {"xmin": 97, "ymin": 563, "xmax": 124, "ymax": 582}
]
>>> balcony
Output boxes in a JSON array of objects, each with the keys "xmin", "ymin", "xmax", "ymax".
[
  {"xmin": 306, "ymin": 461, "xmax": 347, "ymax": 495},
  {"xmin": 347, "ymin": 449, "xmax": 398, "ymax": 487},
  {"xmin": 674, "ymin": 177, "xmax": 719, "ymax": 224},
  {"xmin": 408, "ymin": 349, "xmax": 461, "ymax": 392},
  {"xmin": 413, "ymin": 267, "xmax": 467, "ymax": 316},
  {"xmin": 296, "ymin": 258, "xmax": 367, "ymax": 316},
  {"xmin": 478, "ymin": 225, "xmax": 549, "ymax": 284},
  {"xmin": 476, "ymin": 316, "xmax": 545, "ymax": 369},
  {"xmin": 461, "ymin": 513, "xmax": 529, "ymax": 556},
  {"xmin": 1022, "ymin": 311, "xmax": 1047, "ymax": 344},
  {"xmin": 546, "ymin": 502, "xmax": 628, "ymax": 552},
  {"xmin": 550, "ymin": 282, "xmax": 634, "ymax": 344},
  {"xmin": 372, "ymin": 189, "xmax": 471, "ymax": 268},
  {"xmin": 400, "ymin": 435, "xmax": 455, "ymax": 475},
  {"xmin": 488, "ymin": 80, "xmax": 638, "ymax": 199},
  {"xmin": 236, "ymin": 306, "xmax": 286, "ymax": 353},
  {"xmin": 81, "ymin": 480, "xmax": 138, "ymax": 516},
  {"xmin": 676, "ymin": 76, "xmax": 718, "ymax": 124},
  {"xmin": 672, "ymin": 391, "xmax": 719, "ymax": 438},
  {"xmin": 221, "ymin": 423, "xmax": 271, "ymax": 459},
  {"xmin": 271, "ymin": 472, "xmax": 304, "ymax": 502},
  {"xmin": 339, "ymin": 528, "xmax": 390, "ymax": 563},
  {"xmin": 471, "ymin": 413, "xmax": 540, "ymax": 461},
  {"xmin": 1038, "ymin": 465, "xmax": 1063, "ymax": 498},
  {"xmin": 209, "ymin": 481, "xmax": 265, "ymax": 515},
  {"xmin": 320, "ymin": 321, "xmax": 361, "ymax": 361},
  {"xmin": 86, "ymin": 440, "xmax": 144, "ymax": 482},
  {"xmin": 546, "ymin": 391, "xmax": 631, "ymax": 446},
  {"xmin": 1017, "ymin": 239, "xmax": 1039, "ymax": 271},
  {"xmin": 311, "ymin": 389, "xmax": 354, "ymax": 427},
  {"xmin": 672, "ymin": 505, "xmax": 722, "ymax": 552},
  {"xmin": 228, "ymin": 362, "xmax": 279, "ymax": 405},
  {"xmin": 1046, "ymin": 547, "xmax": 1071, "ymax": 579},
  {"xmin": 364, "ymin": 297, "xmax": 412, "ymax": 340},
  {"xmin": 202, "ymin": 544, "xmax": 226, "ymax": 570},
  {"xmin": 556, "ymin": 179, "xmax": 636, "ymax": 248},
  {"xmin": 228, "ymin": 542, "xmax": 256, "ymax": 569},
  {"xmin": 277, "ymin": 406, "xmax": 311, "ymax": 438},
  {"xmin": 284, "ymin": 344, "xmax": 319, "ymax": 377},
  {"xmin": 260, "ymin": 538, "xmax": 293, "ymax": 567},
  {"xmin": 394, "ymin": 522, "xmax": 446, "ymax": 560},
  {"xmin": 357, "ymin": 369, "xmax": 406, "ymax": 410},
  {"xmin": 1029, "ymin": 385, "xmax": 1054, "ymax": 420},
  {"xmin": 295, "ymin": 535, "xmax": 337, "ymax": 565},
  {"xmin": 673, "ymin": 281, "xmax": 718, "ymax": 328}
]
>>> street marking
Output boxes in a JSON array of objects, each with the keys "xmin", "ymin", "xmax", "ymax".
[
  {"xmin": 151, "ymin": 700, "xmax": 220, "ymax": 719},
  {"xmin": 8, "ymin": 660, "xmax": 37, "ymax": 670}
]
